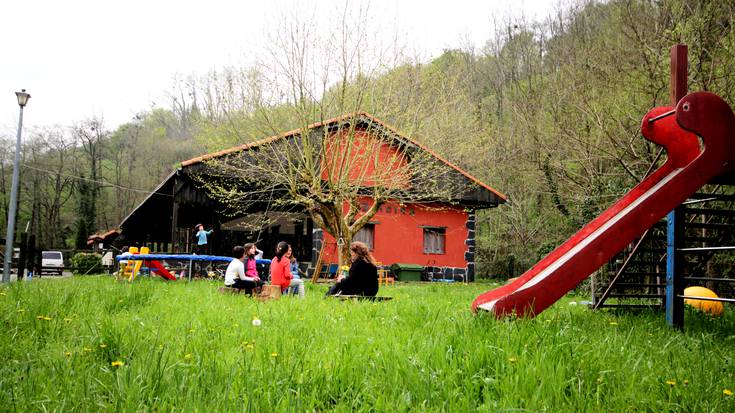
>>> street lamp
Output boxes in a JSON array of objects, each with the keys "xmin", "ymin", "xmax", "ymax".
[{"xmin": 3, "ymin": 89, "xmax": 30, "ymax": 283}]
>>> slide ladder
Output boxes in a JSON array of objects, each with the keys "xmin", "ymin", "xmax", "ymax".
[
  {"xmin": 127, "ymin": 246, "xmax": 149, "ymax": 282},
  {"xmin": 120, "ymin": 247, "xmax": 141, "ymax": 280},
  {"xmin": 473, "ymin": 92, "xmax": 735, "ymax": 318}
]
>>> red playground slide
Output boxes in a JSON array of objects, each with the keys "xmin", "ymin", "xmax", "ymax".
[
  {"xmin": 473, "ymin": 92, "xmax": 735, "ymax": 318},
  {"xmin": 146, "ymin": 260, "xmax": 176, "ymax": 281}
]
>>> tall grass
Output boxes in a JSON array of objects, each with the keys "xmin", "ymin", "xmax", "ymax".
[{"xmin": 1, "ymin": 276, "xmax": 733, "ymax": 411}]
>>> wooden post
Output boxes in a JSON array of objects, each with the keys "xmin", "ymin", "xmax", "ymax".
[
  {"xmin": 665, "ymin": 44, "xmax": 687, "ymax": 330},
  {"xmin": 17, "ymin": 232, "xmax": 27, "ymax": 281},
  {"xmin": 311, "ymin": 241, "xmax": 326, "ymax": 283},
  {"xmin": 171, "ymin": 176, "xmax": 179, "ymax": 253},
  {"xmin": 26, "ymin": 234, "xmax": 36, "ymax": 278}
]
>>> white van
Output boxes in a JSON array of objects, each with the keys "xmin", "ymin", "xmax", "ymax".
[{"xmin": 42, "ymin": 251, "xmax": 64, "ymax": 275}]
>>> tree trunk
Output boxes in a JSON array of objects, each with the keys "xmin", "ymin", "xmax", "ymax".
[{"xmin": 336, "ymin": 233, "xmax": 352, "ymax": 272}]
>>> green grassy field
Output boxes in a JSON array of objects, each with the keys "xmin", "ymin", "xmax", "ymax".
[{"xmin": 0, "ymin": 276, "xmax": 733, "ymax": 412}]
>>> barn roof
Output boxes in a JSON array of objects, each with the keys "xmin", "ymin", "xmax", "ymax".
[{"xmin": 181, "ymin": 111, "xmax": 507, "ymax": 201}]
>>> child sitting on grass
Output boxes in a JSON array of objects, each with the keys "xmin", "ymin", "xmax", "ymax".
[
  {"xmin": 224, "ymin": 245, "xmax": 263, "ymax": 294},
  {"xmin": 270, "ymin": 242, "xmax": 305, "ymax": 298},
  {"xmin": 286, "ymin": 255, "xmax": 303, "ymax": 295}
]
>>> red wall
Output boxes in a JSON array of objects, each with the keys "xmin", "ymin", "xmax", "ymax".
[
  {"xmin": 321, "ymin": 129, "xmax": 410, "ymax": 188},
  {"xmin": 321, "ymin": 199, "xmax": 469, "ymax": 267}
]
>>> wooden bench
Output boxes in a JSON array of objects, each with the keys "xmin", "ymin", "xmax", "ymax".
[
  {"xmin": 334, "ymin": 295, "xmax": 393, "ymax": 301},
  {"xmin": 218, "ymin": 285, "xmax": 281, "ymax": 301},
  {"xmin": 218, "ymin": 286, "xmax": 250, "ymax": 295}
]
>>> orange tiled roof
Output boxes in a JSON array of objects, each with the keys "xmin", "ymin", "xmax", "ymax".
[{"xmin": 180, "ymin": 112, "xmax": 506, "ymax": 201}]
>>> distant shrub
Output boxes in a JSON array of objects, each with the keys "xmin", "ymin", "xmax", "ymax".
[{"xmin": 70, "ymin": 252, "xmax": 102, "ymax": 275}]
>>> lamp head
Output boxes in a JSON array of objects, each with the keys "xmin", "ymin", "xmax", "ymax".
[{"xmin": 15, "ymin": 89, "xmax": 30, "ymax": 107}]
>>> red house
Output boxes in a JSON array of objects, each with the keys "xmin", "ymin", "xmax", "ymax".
[{"xmin": 119, "ymin": 112, "xmax": 506, "ymax": 280}]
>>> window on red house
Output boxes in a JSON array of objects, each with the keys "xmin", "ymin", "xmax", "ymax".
[
  {"xmin": 354, "ymin": 224, "xmax": 375, "ymax": 250},
  {"xmin": 423, "ymin": 227, "xmax": 446, "ymax": 254}
]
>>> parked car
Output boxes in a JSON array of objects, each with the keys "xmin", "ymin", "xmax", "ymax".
[{"xmin": 42, "ymin": 251, "xmax": 64, "ymax": 275}]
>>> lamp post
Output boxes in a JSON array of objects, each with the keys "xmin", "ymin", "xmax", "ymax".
[{"xmin": 3, "ymin": 90, "xmax": 30, "ymax": 283}]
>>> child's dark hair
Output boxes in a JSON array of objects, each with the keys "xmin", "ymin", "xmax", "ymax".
[
  {"xmin": 232, "ymin": 245, "xmax": 245, "ymax": 259},
  {"xmin": 275, "ymin": 241, "xmax": 290, "ymax": 262},
  {"xmin": 243, "ymin": 243, "xmax": 255, "ymax": 256}
]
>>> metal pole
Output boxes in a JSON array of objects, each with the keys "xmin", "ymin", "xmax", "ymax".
[
  {"xmin": 664, "ymin": 44, "xmax": 688, "ymax": 329},
  {"xmin": 3, "ymin": 105, "xmax": 25, "ymax": 283}
]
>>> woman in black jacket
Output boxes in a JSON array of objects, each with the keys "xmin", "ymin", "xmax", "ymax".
[{"xmin": 326, "ymin": 241, "xmax": 379, "ymax": 297}]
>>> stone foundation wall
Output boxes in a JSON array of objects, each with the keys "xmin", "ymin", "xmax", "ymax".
[{"xmin": 465, "ymin": 210, "xmax": 475, "ymax": 282}]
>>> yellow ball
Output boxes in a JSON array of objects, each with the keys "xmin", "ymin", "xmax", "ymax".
[{"xmin": 684, "ymin": 286, "xmax": 724, "ymax": 316}]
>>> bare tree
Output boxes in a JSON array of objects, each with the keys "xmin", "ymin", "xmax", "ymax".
[
  {"xmin": 72, "ymin": 118, "xmax": 106, "ymax": 244},
  {"xmin": 21, "ymin": 127, "xmax": 77, "ymax": 248},
  {"xmin": 189, "ymin": 3, "xmax": 480, "ymax": 266}
]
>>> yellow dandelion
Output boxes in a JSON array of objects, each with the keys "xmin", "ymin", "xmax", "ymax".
[
  {"xmin": 508, "ymin": 357, "xmax": 517, "ymax": 364},
  {"xmin": 246, "ymin": 344, "xmax": 254, "ymax": 350},
  {"xmin": 609, "ymin": 321, "xmax": 618, "ymax": 326},
  {"xmin": 724, "ymin": 389, "xmax": 733, "ymax": 396},
  {"xmin": 43, "ymin": 316, "xmax": 52, "ymax": 321},
  {"xmin": 111, "ymin": 361, "xmax": 124, "ymax": 367},
  {"xmin": 184, "ymin": 353, "xmax": 192, "ymax": 360},
  {"xmin": 683, "ymin": 380, "xmax": 689, "ymax": 386},
  {"xmin": 100, "ymin": 344, "xmax": 108, "ymax": 349},
  {"xmin": 36, "ymin": 315, "xmax": 44, "ymax": 320},
  {"xmin": 0, "ymin": 292, "xmax": 6, "ymax": 296},
  {"xmin": 65, "ymin": 352, "xmax": 72, "ymax": 357},
  {"xmin": 64, "ymin": 318, "xmax": 72, "ymax": 323},
  {"xmin": 271, "ymin": 352, "xmax": 278, "ymax": 358},
  {"xmin": 666, "ymin": 380, "xmax": 676, "ymax": 386},
  {"xmin": 597, "ymin": 378, "xmax": 603, "ymax": 384},
  {"xmin": 83, "ymin": 347, "xmax": 92, "ymax": 353}
]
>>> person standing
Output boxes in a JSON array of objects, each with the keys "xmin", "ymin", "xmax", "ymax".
[
  {"xmin": 270, "ymin": 241, "xmax": 305, "ymax": 298},
  {"xmin": 326, "ymin": 241, "xmax": 378, "ymax": 297},
  {"xmin": 224, "ymin": 245, "xmax": 263, "ymax": 294},
  {"xmin": 194, "ymin": 224, "xmax": 214, "ymax": 255}
]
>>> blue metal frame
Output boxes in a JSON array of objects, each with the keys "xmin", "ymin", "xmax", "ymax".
[{"xmin": 665, "ymin": 208, "xmax": 684, "ymax": 329}]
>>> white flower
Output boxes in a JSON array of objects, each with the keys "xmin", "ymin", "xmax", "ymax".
[{"xmin": 252, "ymin": 318, "xmax": 262, "ymax": 327}]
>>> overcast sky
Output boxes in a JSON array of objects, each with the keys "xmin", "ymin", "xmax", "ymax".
[{"xmin": 0, "ymin": 0, "xmax": 558, "ymax": 136}]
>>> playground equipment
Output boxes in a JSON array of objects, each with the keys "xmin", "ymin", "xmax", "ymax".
[
  {"xmin": 683, "ymin": 286, "xmax": 724, "ymax": 316},
  {"xmin": 116, "ymin": 251, "xmax": 270, "ymax": 282},
  {"xmin": 119, "ymin": 247, "xmax": 176, "ymax": 281},
  {"xmin": 473, "ymin": 90, "xmax": 735, "ymax": 317},
  {"xmin": 120, "ymin": 247, "xmax": 145, "ymax": 281}
]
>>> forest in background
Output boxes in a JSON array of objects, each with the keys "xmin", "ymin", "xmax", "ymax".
[{"xmin": 0, "ymin": 0, "xmax": 732, "ymax": 278}]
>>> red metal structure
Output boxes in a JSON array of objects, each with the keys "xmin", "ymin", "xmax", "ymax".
[{"xmin": 472, "ymin": 92, "xmax": 735, "ymax": 318}]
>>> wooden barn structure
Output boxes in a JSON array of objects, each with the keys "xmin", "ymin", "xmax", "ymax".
[{"xmin": 119, "ymin": 112, "xmax": 506, "ymax": 280}]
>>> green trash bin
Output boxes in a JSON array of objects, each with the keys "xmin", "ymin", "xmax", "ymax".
[{"xmin": 390, "ymin": 263, "xmax": 424, "ymax": 282}]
